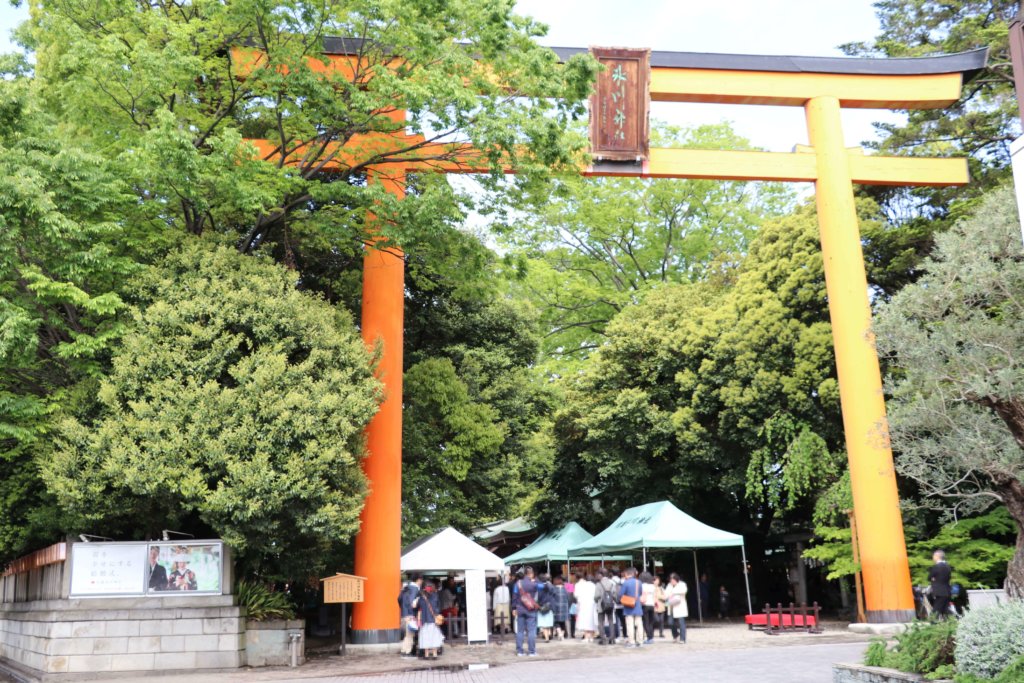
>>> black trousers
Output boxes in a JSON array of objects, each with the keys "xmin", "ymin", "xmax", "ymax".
[
  {"xmin": 654, "ymin": 610, "xmax": 666, "ymax": 636},
  {"xmin": 598, "ymin": 608, "xmax": 615, "ymax": 642},
  {"xmin": 931, "ymin": 595, "xmax": 951, "ymax": 619},
  {"xmin": 642, "ymin": 605, "xmax": 655, "ymax": 640}
]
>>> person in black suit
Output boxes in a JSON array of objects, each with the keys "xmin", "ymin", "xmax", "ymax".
[
  {"xmin": 147, "ymin": 546, "xmax": 168, "ymax": 591},
  {"xmin": 927, "ymin": 550, "xmax": 952, "ymax": 619}
]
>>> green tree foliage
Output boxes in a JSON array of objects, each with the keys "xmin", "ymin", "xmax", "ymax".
[
  {"xmin": 0, "ymin": 54, "xmax": 148, "ymax": 565},
  {"xmin": 875, "ymin": 185, "xmax": 1024, "ymax": 597},
  {"xmin": 504, "ymin": 123, "xmax": 793, "ymax": 368},
  {"xmin": 42, "ymin": 244, "xmax": 380, "ymax": 579},
  {"xmin": 535, "ymin": 201, "xmax": 847, "ymax": 539},
  {"xmin": 844, "ymin": 1, "xmax": 1019, "ymax": 221},
  {"xmin": 402, "ymin": 288, "xmax": 555, "ymax": 541},
  {"xmin": 908, "ymin": 508, "xmax": 1016, "ymax": 589},
  {"xmin": 22, "ymin": 0, "xmax": 596, "ymax": 262}
]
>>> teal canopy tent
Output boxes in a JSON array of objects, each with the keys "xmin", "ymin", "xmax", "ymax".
[
  {"xmin": 502, "ymin": 522, "xmax": 630, "ymax": 572},
  {"xmin": 568, "ymin": 501, "xmax": 753, "ymax": 618}
]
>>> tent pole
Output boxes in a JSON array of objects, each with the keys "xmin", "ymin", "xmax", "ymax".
[
  {"xmin": 546, "ymin": 559, "xmax": 551, "ymax": 576},
  {"xmin": 741, "ymin": 543, "xmax": 753, "ymax": 615},
  {"xmin": 693, "ymin": 551, "xmax": 702, "ymax": 625},
  {"xmin": 642, "ymin": 547, "xmax": 647, "ymax": 572}
]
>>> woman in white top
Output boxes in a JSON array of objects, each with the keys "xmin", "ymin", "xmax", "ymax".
[
  {"xmin": 573, "ymin": 574, "xmax": 598, "ymax": 642},
  {"xmin": 663, "ymin": 573, "xmax": 688, "ymax": 643},
  {"xmin": 640, "ymin": 572, "xmax": 656, "ymax": 643},
  {"xmin": 667, "ymin": 572, "xmax": 689, "ymax": 643}
]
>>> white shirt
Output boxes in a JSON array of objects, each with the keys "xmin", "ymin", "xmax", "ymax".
[{"xmin": 492, "ymin": 584, "xmax": 510, "ymax": 606}]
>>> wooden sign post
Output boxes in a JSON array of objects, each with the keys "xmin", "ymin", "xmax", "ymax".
[{"xmin": 321, "ymin": 573, "xmax": 366, "ymax": 655}]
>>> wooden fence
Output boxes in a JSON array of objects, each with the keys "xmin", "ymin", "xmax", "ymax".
[{"xmin": 1, "ymin": 542, "xmax": 68, "ymax": 603}]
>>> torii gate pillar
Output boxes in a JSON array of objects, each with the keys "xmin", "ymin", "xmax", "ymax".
[
  {"xmin": 806, "ymin": 96, "xmax": 914, "ymax": 621},
  {"xmin": 352, "ymin": 173, "xmax": 406, "ymax": 643}
]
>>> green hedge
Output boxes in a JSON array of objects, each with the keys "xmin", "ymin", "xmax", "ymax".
[{"xmin": 954, "ymin": 601, "xmax": 1024, "ymax": 680}]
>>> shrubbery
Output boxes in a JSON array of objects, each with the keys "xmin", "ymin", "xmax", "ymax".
[
  {"xmin": 954, "ymin": 601, "xmax": 1024, "ymax": 680},
  {"xmin": 863, "ymin": 620, "xmax": 957, "ymax": 680},
  {"xmin": 236, "ymin": 580, "xmax": 295, "ymax": 622}
]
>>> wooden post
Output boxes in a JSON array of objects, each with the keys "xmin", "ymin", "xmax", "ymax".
[{"xmin": 848, "ymin": 510, "xmax": 867, "ymax": 624}]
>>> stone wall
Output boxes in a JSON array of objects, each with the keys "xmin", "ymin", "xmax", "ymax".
[
  {"xmin": 245, "ymin": 619, "xmax": 305, "ymax": 667},
  {"xmin": 0, "ymin": 595, "xmax": 245, "ymax": 678},
  {"xmin": 833, "ymin": 663, "xmax": 951, "ymax": 683}
]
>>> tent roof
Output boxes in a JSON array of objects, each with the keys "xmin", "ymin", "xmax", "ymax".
[
  {"xmin": 401, "ymin": 527, "xmax": 506, "ymax": 572},
  {"xmin": 472, "ymin": 517, "xmax": 535, "ymax": 542},
  {"xmin": 503, "ymin": 521, "xmax": 632, "ymax": 564},
  {"xmin": 568, "ymin": 501, "xmax": 744, "ymax": 555}
]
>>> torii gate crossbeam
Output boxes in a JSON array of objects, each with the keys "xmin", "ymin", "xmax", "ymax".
[{"xmin": 242, "ymin": 43, "xmax": 987, "ymax": 637}]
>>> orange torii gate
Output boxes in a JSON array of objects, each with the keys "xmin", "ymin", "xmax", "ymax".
[{"xmin": 243, "ymin": 43, "xmax": 987, "ymax": 636}]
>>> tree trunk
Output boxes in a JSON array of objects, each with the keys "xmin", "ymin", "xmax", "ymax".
[{"xmin": 995, "ymin": 475, "xmax": 1024, "ymax": 599}]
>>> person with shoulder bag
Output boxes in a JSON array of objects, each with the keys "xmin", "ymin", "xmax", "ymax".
[
  {"xmin": 515, "ymin": 566, "xmax": 540, "ymax": 657},
  {"xmin": 667, "ymin": 573, "xmax": 688, "ymax": 644},
  {"xmin": 619, "ymin": 567, "xmax": 644, "ymax": 648},
  {"xmin": 415, "ymin": 581, "xmax": 445, "ymax": 659}
]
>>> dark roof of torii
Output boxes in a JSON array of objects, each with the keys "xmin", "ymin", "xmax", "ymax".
[
  {"xmin": 552, "ymin": 46, "xmax": 990, "ymax": 79},
  {"xmin": 320, "ymin": 36, "xmax": 988, "ymax": 79}
]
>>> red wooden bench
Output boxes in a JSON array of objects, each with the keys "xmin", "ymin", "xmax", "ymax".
[{"xmin": 746, "ymin": 603, "xmax": 822, "ymax": 634}]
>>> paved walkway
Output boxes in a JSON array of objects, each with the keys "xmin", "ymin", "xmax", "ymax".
[{"xmin": 100, "ymin": 623, "xmax": 871, "ymax": 683}]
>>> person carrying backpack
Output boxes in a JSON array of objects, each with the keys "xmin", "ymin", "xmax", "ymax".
[{"xmin": 595, "ymin": 569, "xmax": 616, "ymax": 644}]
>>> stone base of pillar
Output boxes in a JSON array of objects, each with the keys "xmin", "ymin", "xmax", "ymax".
[
  {"xmin": 865, "ymin": 609, "xmax": 916, "ymax": 624},
  {"xmin": 351, "ymin": 628, "xmax": 402, "ymax": 645}
]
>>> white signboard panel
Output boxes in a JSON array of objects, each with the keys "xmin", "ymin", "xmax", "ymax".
[
  {"xmin": 70, "ymin": 543, "xmax": 147, "ymax": 596},
  {"xmin": 465, "ymin": 569, "xmax": 488, "ymax": 644}
]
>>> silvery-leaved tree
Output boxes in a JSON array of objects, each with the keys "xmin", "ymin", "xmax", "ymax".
[{"xmin": 876, "ymin": 185, "xmax": 1024, "ymax": 597}]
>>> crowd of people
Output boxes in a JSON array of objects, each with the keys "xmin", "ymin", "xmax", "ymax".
[
  {"xmin": 498, "ymin": 566, "xmax": 692, "ymax": 655},
  {"xmin": 396, "ymin": 565, "xmax": 715, "ymax": 659}
]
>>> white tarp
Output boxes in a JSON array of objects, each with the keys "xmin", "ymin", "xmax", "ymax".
[
  {"xmin": 401, "ymin": 527, "xmax": 506, "ymax": 572},
  {"xmin": 401, "ymin": 527, "xmax": 506, "ymax": 645}
]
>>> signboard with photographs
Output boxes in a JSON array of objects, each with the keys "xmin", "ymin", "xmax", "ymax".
[
  {"xmin": 146, "ymin": 543, "xmax": 222, "ymax": 594},
  {"xmin": 69, "ymin": 540, "xmax": 224, "ymax": 597}
]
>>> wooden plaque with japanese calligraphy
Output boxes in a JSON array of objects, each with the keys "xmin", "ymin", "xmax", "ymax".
[
  {"xmin": 589, "ymin": 47, "xmax": 651, "ymax": 161},
  {"xmin": 322, "ymin": 573, "xmax": 366, "ymax": 603}
]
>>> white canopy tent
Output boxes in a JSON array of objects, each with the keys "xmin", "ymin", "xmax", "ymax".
[{"xmin": 400, "ymin": 527, "xmax": 506, "ymax": 643}]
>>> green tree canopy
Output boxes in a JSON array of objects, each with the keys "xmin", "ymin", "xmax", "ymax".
[
  {"xmin": 21, "ymin": 0, "xmax": 596, "ymax": 263},
  {"xmin": 875, "ymin": 184, "xmax": 1024, "ymax": 597},
  {"xmin": 43, "ymin": 243, "xmax": 380, "ymax": 579},
  {"xmin": 845, "ymin": 1, "xmax": 1019, "ymax": 222},
  {"xmin": 534, "ymin": 201, "xmax": 850, "ymax": 547},
  {"xmin": 0, "ymin": 53, "xmax": 147, "ymax": 565},
  {"xmin": 503, "ymin": 123, "xmax": 793, "ymax": 369},
  {"xmin": 402, "ymin": 286, "xmax": 555, "ymax": 541}
]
